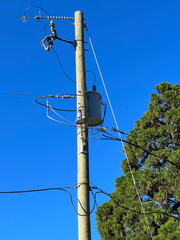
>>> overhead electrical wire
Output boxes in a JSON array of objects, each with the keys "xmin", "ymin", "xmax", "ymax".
[
  {"xmin": 0, "ymin": 186, "xmax": 81, "ymax": 215},
  {"xmin": 35, "ymin": 8, "xmax": 76, "ymax": 83},
  {"xmin": 0, "ymin": 13, "xmax": 33, "ymax": 19},
  {"xmin": 0, "ymin": 186, "xmax": 77, "ymax": 194},
  {"xmin": 0, "ymin": 92, "xmax": 79, "ymax": 127},
  {"xmin": 1, "ymin": 91, "xmax": 178, "ymax": 169},
  {"xmin": 91, "ymin": 186, "xmax": 180, "ymax": 220},
  {"xmin": 110, "ymin": 127, "xmax": 180, "ymax": 147},
  {"xmin": 50, "ymin": 106, "xmax": 75, "ymax": 124},
  {"xmin": 0, "ymin": 92, "xmax": 41, "ymax": 97},
  {"xmin": 89, "ymin": 126, "xmax": 179, "ymax": 146},
  {"xmin": 23, "ymin": 6, "xmax": 50, "ymax": 18},
  {"xmin": 36, "ymin": 96, "xmax": 77, "ymax": 112},
  {"xmin": 46, "ymin": 111, "xmax": 77, "ymax": 127},
  {"xmin": 46, "ymin": 103, "xmax": 78, "ymax": 128},
  {"xmin": 98, "ymin": 129, "xmax": 180, "ymax": 169},
  {"xmin": 89, "ymin": 129, "xmax": 180, "ymax": 169},
  {"xmin": 0, "ymin": 6, "xmax": 50, "ymax": 21},
  {"xmin": 1, "ymin": 183, "xmax": 178, "ymax": 220},
  {"xmin": 109, "ymin": 127, "xmax": 166, "ymax": 142},
  {"xmin": 0, "ymin": 184, "xmax": 97, "ymax": 217},
  {"xmin": 0, "ymin": 6, "xmax": 74, "ymax": 21},
  {"xmin": 0, "ymin": 9, "xmax": 76, "ymax": 84},
  {"xmin": 0, "ymin": 91, "xmax": 170, "ymax": 140},
  {"xmin": 86, "ymin": 70, "xmax": 96, "ymax": 84},
  {"xmin": 3, "ymin": 92, "xmax": 177, "ymax": 169},
  {"xmin": 0, "ymin": 92, "xmax": 81, "ymax": 99},
  {"xmin": 46, "ymin": 98, "xmax": 75, "ymax": 124},
  {"xmin": 51, "ymin": 48, "xmax": 76, "ymax": 83}
]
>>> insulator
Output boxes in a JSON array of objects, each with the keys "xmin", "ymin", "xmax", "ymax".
[
  {"xmin": 34, "ymin": 15, "xmax": 74, "ymax": 20},
  {"xmin": 49, "ymin": 20, "xmax": 55, "ymax": 32}
]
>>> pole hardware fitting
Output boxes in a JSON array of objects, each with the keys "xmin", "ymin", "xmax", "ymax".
[
  {"xmin": 74, "ymin": 39, "xmax": 89, "ymax": 50},
  {"xmin": 75, "ymin": 39, "xmax": 88, "ymax": 44},
  {"xmin": 41, "ymin": 20, "xmax": 75, "ymax": 51},
  {"xmin": 78, "ymin": 182, "xmax": 92, "ymax": 192},
  {"xmin": 76, "ymin": 109, "xmax": 86, "ymax": 124},
  {"xmin": 34, "ymin": 16, "xmax": 74, "ymax": 20},
  {"xmin": 78, "ymin": 182, "xmax": 90, "ymax": 186}
]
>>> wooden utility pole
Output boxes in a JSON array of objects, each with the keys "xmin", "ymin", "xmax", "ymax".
[{"xmin": 75, "ymin": 11, "xmax": 91, "ymax": 240}]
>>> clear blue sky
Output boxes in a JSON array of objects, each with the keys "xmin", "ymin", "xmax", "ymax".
[{"xmin": 0, "ymin": 1, "xmax": 180, "ymax": 239}]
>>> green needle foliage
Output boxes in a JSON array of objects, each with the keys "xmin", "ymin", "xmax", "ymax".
[{"xmin": 96, "ymin": 82, "xmax": 180, "ymax": 240}]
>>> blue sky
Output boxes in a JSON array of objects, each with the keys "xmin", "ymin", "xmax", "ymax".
[{"xmin": 0, "ymin": 1, "xmax": 180, "ymax": 239}]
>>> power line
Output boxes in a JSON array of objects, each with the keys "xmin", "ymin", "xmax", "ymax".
[
  {"xmin": 0, "ymin": 184, "xmax": 97, "ymax": 217},
  {"xmin": 36, "ymin": 96, "xmax": 77, "ymax": 112},
  {"xmin": 110, "ymin": 127, "xmax": 180, "ymax": 147},
  {"xmin": 1, "ymin": 184, "xmax": 178, "ymax": 220},
  {"xmin": 48, "ymin": 100, "xmax": 75, "ymax": 124},
  {"xmin": 0, "ymin": 6, "xmax": 50, "ymax": 21},
  {"xmin": 52, "ymin": 48, "xmax": 76, "ymax": 83},
  {"xmin": 0, "ymin": 93, "xmax": 178, "ymax": 168},
  {"xmin": 0, "ymin": 186, "xmax": 77, "ymax": 194},
  {"xmin": 23, "ymin": 6, "xmax": 50, "ymax": 18},
  {"xmin": 93, "ymin": 186, "xmax": 180, "ymax": 220},
  {"xmin": 0, "ymin": 13, "xmax": 74, "ymax": 21},
  {"xmin": 0, "ymin": 92, "xmax": 80, "ymax": 98},
  {"xmin": 1, "ymin": 94, "xmax": 178, "ymax": 168},
  {"xmin": 0, "ymin": 186, "xmax": 86, "ymax": 216},
  {"xmin": 0, "ymin": 92, "xmax": 41, "ymax": 97},
  {"xmin": 86, "ymin": 70, "xmax": 96, "ymax": 84},
  {"xmin": 46, "ymin": 101, "xmax": 79, "ymax": 128},
  {"xmin": 99, "ymin": 129, "xmax": 180, "ymax": 169},
  {"xmin": 0, "ymin": 13, "xmax": 33, "ymax": 19},
  {"xmin": 107, "ymin": 127, "xmax": 165, "ymax": 142},
  {"xmin": 0, "ymin": 94, "xmax": 176, "ymax": 147}
]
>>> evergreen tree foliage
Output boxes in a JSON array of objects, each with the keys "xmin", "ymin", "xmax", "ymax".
[{"xmin": 96, "ymin": 82, "xmax": 180, "ymax": 240}]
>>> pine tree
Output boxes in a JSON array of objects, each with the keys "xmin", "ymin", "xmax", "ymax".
[{"xmin": 96, "ymin": 82, "xmax": 180, "ymax": 240}]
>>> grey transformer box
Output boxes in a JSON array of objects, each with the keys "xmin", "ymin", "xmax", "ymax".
[{"xmin": 76, "ymin": 85, "xmax": 103, "ymax": 126}]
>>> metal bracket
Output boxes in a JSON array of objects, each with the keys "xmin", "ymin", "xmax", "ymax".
[{"xmin": 41, "ymin": 20, "xmax": 75, "ymax": 51}]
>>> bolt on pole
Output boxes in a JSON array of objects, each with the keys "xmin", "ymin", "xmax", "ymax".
[{"xmin": 75, "ymin": 11, "xmax": 91, "ymax": 240}]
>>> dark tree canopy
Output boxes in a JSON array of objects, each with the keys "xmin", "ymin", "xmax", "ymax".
[{"xmin": 96, "ymin": 82, "xmax": 180, "ymax": 240}]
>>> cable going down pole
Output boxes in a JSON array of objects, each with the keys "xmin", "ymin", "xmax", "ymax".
[{"xmin": 75, "ymin": 11, "xmax": 91, "ymax": 240}]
